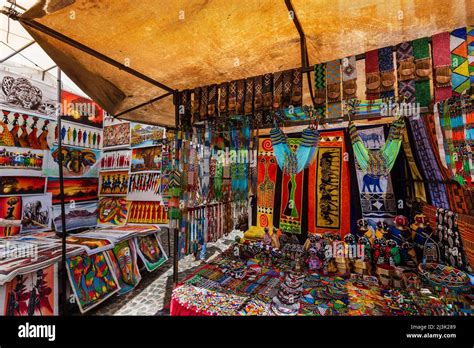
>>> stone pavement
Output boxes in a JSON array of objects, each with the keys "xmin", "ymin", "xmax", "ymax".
[{"xmin": 87, "ymin": 229, "xmax": 242, "ymax": 316}]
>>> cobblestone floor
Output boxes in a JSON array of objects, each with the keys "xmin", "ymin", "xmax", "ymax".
[{"xmin": 87, "ymin": 229, "xmax": 242, "ymax": 316}]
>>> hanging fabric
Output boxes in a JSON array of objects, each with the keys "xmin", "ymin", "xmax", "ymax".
[
  {"xmin": 432, "ymin": 32, "xmax": 452, "ymax": 102},
  {"xmin": 378, "ymin": 46, "xmax": 396, "ymax": 98},
  {"xmin": 342, "ymin": 56, "xmax": 357, "ymax": 100},
  {"xmin": 326, "ymin": 59, "xmax": 342, "ymax": 119},
  {"xmin": 199, "ymin": 85, "xmax": 208, "ymax": 121},
  {"xmin": 396, "ymin": 41, "xmax": 416, "ymax": 103},
  {"xmin": 349, "ymin": 117, "xmax": 406, "ymax": 176},
  {"xmin": 314, "ymin": 63, "xmax": 326, "ymax": 118},
  {"xmin": 451, "ymin": 27, "xmax": 471, "ymax": 97},
  {"xmin": 412, "ymin": 37, "xmax": 432, "ymax": 107},
  {"xmin": 401, "ymin": 128, "xmax": 427, "ymax": 203},
  {"xmin": 207, "ymin": 84, "xmax": 218, "ymax": 119},
  {"xmin": 218, "ymin": 82, "xmax": 228, "ymax": 116},
  {"xmin": 365, "ymin": 49, "xmax": 380, "ymax": 100}
]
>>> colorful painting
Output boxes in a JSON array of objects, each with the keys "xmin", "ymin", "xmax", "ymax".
[
  {"xmin": 0, "ymin": 109, "xmax": 55, "ymax": 150},
  {"xmin": 58, "ymin": 121, "xmax": 102, "ymax": 149},
  {"xmin": 135, "ymin": 233, "xmax": 168, "ymax": 272},
  {"xmin": 127, "ymin": 173, "xmax": 162, "ymax": 201},
  {"xmin": 47, "ymin": 177, "xmax": 98, "ymax": 204},
  {"xmin": 97, "ymin": 197, "xmax": 130, "ymax": 226},
  {"xmin": 106, "ymin": 240, "xmax": 141, "ymax": 295},
  {"xmin": 20, "ymin": 194, "xmax": 52, "ymax": 233},
  {"xmin": 103, "ymin": 117, "xmax": 130, "ymax": 149},
  {"xmin": 0, "ymin": 71, "xmax": 57, "ymax": 118},
  {"xmin": 354, "ymin": 126, "xmax": 397, "ymax": 223},
  {"xmin": 0, "ymin": 146, "xmax": 44, "ymax": 176},
  {"xmin": 100, "ymin": 150, "xmax": 131, "ymax": 171},
  {"xmin": 0, "ymin": 263, "xmax": 58, "ymax": 316},
  {"xmin": 99, "ymin": 171, "xmax": 129, "ymax": 196},
  {"xmin": 65, "ymin": 235, "xmax": 113, "ymax": 255},
  {"xmin": 131, "ymin": 146, "xmax": 162, "ymax": 172},
  {"xmin": 307, "ymin": 131, "xmax": 351, "ymax": 237},
  {"xmin": 66, "ymin": 252, "xmax": 119, "ymax": 313},
  {"xmin": 43, "ymin": 145, "xmax": 100, "ymax": 177},
  {"xmin": 60, "ymin": 90, "xmax": 104, "ymax": 128},
  {"xmin": 127, "ymin": 201, "xmax": 168, "ymax": 224},
  {"xmin": 52, "ymin": 201, "xmax": 98, "ymax": 233},
  {"xmin": 0, "ymin": 176, "xmax": 46, "ymax": 196},
  {"xmin": 279, "ymin": 139, "xmax": 305, "ymax": 235},
  {"xmin": 257, "ymin": 138, "xmax": 278, "ymax": 229},
  {"xmin": 0, "ymin": 196, "xmax": 22, "ymax": 236},
  {"xmin": 130, "ymin": 122, "xmax": 164, "ymax": 148}
]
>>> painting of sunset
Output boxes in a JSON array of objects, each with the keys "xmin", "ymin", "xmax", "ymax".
[
  {"xmin": 47, "ymin": 177, "xmax": 98, "ymax": 204},
  {"xmin": 0, "ymin": 177, "xmax": 46, "ymax": 196}
]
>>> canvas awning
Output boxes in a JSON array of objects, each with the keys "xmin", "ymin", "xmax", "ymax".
[{"xmin": 14, "ymin": 0, "xmax": 474, "ymax": 126}]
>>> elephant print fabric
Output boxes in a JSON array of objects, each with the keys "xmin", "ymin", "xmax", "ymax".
[
  {"xmin": 66, "ymin": 252, "xmax": 119, "ymax": 313},
  {"xmin": 105, "ymin": 240, "xmax": 141, "ymax": 295},
  {"xmin": 354, "ymin": 126, "xmax": 396, "ymax": 223},
  {"xmin": 43, "ymin": 145, "xmax": 100, "ymax": 178}
]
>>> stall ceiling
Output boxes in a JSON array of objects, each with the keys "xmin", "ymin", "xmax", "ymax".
[{"xmin": 21, "ymin": 0, "xmax": 474, "ymax": 126}]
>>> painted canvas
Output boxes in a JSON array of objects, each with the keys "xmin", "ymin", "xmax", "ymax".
[
  {"xmin": 0, "ymin": 176, "xmax": 46, "ymax": 196},
  {"xmin": 52, "ymin": 201, "xmax": 98, "ymax": 233},
  {"xmin": 127, "ymin": 173, "xmax": 162, "ymax": 201},
  {"xmin": 97, "ymin": 197, "xmax": 130, "ymax": 226},
  {"xmin": 20, "ymin": 194, "xmax": 52, "ymax": 233},
  {"xmin": 127, "ymin": 201, "xmax": 168, "ymax": 224},
  {"xmin": 99, "ymin": 171, "xmax": 129, "ymax": 196},
  {"xmin": 106, "ymin": 240, "xmax": 141, "ymax": 295},
  {"xmin": 0, "ymin": 196, "xmax": 22, "ymax": 236},
  {"xmin": 103, "ymin": 117, "xmax": 130, "ymax": 149},
  {"xmin": 66, "ymin": 252, "xmax": 119, "ymax": 313},
  {"xmin": 58, "ymin": 121, "xmax": 102, "ymax": 149},
  {"xmin": 47, "ymin": 177, "xmax": 98, "ymax": 205},
  {"xmin": 0, "ymin": 146, "xmax": 44, "ymax": 176},
  {"xmin": 0, "ymin": 71, "xmax": 57, "ymax": 118},
  {"xmin": 0, "ymin": 109, "xmax": 56, "ymax": 150},
  {"xmin": 130, "ymin": 122, "xmax": 164, "ymax": 148},
  {"xmin": 60, "ymin": 90, "xmax": 104, "ymax": 128},
  {"xmin": 100, "ymin": 150, "xmax": 131, "ymax": 171},
  {"xmin": 65, "ymin": 235, "xmax": 114, "ymax": 255},
  {"xmin": 135, "ymin": 233, "xmax": 168, "ymax": 272},
  {"xmin": 43, "ymin": 145, "xmax": 100, "ymax": 177},
  {"xmin": 0, "ymin": 263, "xmax": 58, "ymax": 316},
  {"xmin": 130, "ymin": 146, "xmax": 162, "ymax": 172}
]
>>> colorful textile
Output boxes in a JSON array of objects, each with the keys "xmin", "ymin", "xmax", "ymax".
[
  {"xmin": 407, "ymin": 117, "xmax": 450, "ymax": 208},
  {"xmin": 353, "ymin": 126, "xmax": 397, "ymax": 223},
  {"xmin": 401, "ymin": 130, "xmax": 427, "ymax": 203},
  {"xmin": 468, "ymin": 26, "xmax": 474, "ymax": 97},
  {"xmin": 412, "ymin": 37, "xmax": 432, "ymax": 107},
  {"xmin": 378, "ymin": 46, "xmax": 395, "ymax": 98},
  {"xmin": 451, "ymin": 27, "xmax": 471, "ymax": 96},
  {"xmin": 307, "ymin": 131, "xmax": 350, "ymax": 236},
  {"xmin": 326, "ymin": 60, "xmax": 341, "ymax": 119},
  {"xmin": 432, "ymin": 32, "xmax": 453, "ymax": 102},
  {"xmin": 396, "ymin": 42, "xmax": 416, "ymax": 102},
  {"xmin": 342, "ymin": 56, "xmax": 357, "ymax": 100},
  {"xmin": 66, "ymin": 252, "xmax": 119, "ymax": 313},
  {"xmin": 365, "ymin": 49, "xmax": 380, "ymax": 100},
  {"xmin": 256, "ymin": 138, "xmax": 278, "ymax": 229},
  {"xmin": 279, "ymin": 139, "xmax": 305, "ymax": 234},
  {"xmin": 314, "ymin": 63, "xmax": 326, "ymax": 118},
  {"xmin": 106, "ymin": 239, "xmax": 141, "ymax": 295}
]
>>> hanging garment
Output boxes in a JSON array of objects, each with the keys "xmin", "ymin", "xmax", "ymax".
[
  {"xmin": 349, "ymin": 117, "xmax": 405, "ymax": 176},
  {"xmin": 432, "ymin": 32, "xmax": 452, "ymax": 102},
  {"xmin": 396, "ymin": 41, "xmax": 416, "ymax": 103},
  {"xmin": 412, "ymin": 37, "xmax": 432, "ymax": 107},
  {"xmin": 451, "ymin": 27, "xmax": 471, "ymax": 96}
]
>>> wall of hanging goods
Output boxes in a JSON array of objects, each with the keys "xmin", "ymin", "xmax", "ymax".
[
  {"xmin": 0, "ymin": 66, "xmax": 170, "ymax": 315},
  {"xmin": 169, "ymin": 25, "xmax": 474, "ymax": 316}
]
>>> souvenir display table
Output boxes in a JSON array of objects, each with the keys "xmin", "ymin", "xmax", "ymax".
[{"xmin": 171, "ymin": 241, "xmax": 473, "ymax": 316}]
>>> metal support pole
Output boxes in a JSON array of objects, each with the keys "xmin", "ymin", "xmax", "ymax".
[{"xmin": 56, "ymin": 69, "xmax": 68, "ymax": 315}]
